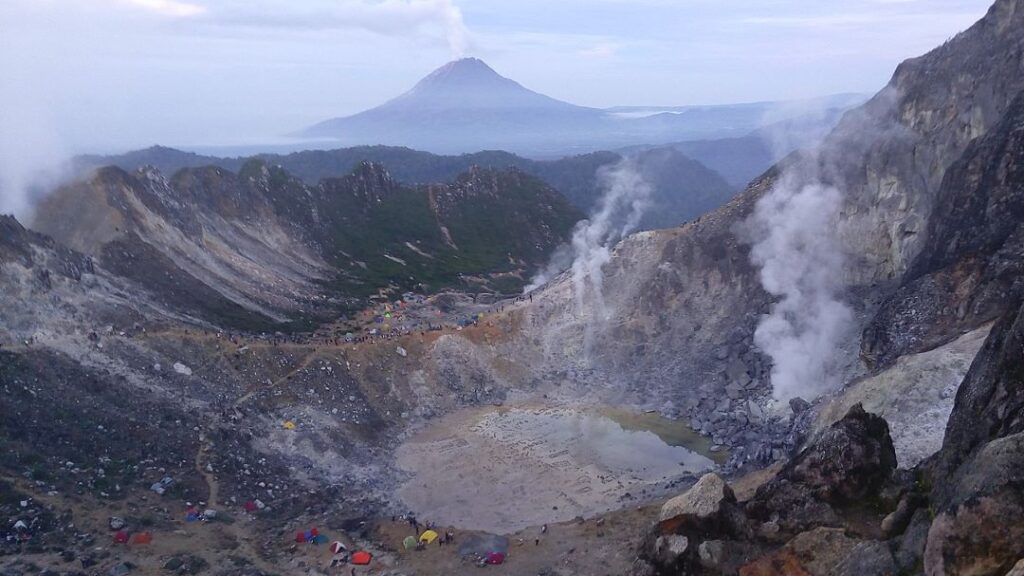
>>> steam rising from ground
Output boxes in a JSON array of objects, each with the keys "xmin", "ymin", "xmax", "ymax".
[
  {"xmin": 527, "ymin": 160, "xmax": 651, "ymax": 355},
  {"xmin": 0, "ymin": 69, "xmax": 66, "ymax": 221},
  {"xmin": 744, "ymin": 171, "xmax": 853, "ymax": 403}
]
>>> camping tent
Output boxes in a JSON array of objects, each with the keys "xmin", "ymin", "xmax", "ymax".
[
  {"xmin": 486, "ymin": 552, "xmax": 506, "ymax": 565},
  {"xmin": 419, "ymin": 529, "xmax": 439, "ymax": 544},
  {"xmin": 351, "ymin": 551, "xmax": 372, "ymax": 565},
  {"xmin": 402, "ymin": 536, "xmax": 417, "ymax": 550},
  {"xmin": 312, "ymin": 534, "xmax": 329, "ymax": 545},
  {"xmin": 330, "ymin": 541, "xmax": 348, "ymax": 554},
  {"xmin": 283, "ymin": 420, "xmax": 297, "ymax": 430},
  {"xmin": 243, "ymin": 500, "xmax": 257, "ymax": 513},
  {"xmin": 131, "ymin": 532, "xmax": 153, "ymax": 545},
  {"xmin": 113, "ymin": 531, "xmax": 129, "ymax": 544}
]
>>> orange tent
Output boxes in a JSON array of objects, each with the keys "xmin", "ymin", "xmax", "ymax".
[
  {"xmin": 131, "ymin": 532, "xmax": 153, "ymax": 545},
  {"xmin": 351, "ymin": 551, "xmax": 372, "ymax": 565}
]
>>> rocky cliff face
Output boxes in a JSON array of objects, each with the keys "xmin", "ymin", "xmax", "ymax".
[
  {"xmin": 922, "ymin": 298, "xmax": 1024, "ymax": 574},
  {"xmin": 31, "ymin": 161, "xmax": 580, "ymax": 330},
  {"xmin": 863, "ymin": 90, "xmax": 1024, "ymax": 368}
]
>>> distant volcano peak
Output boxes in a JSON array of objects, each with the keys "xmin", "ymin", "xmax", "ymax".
[{"xmin": 378, "ymin": 57, "xmax": 579, "ymax": 112}]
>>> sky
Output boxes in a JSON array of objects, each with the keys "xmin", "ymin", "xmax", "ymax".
[{"xmin": 0, "ymin": 0, "xmax": 994, "ymax": 154}]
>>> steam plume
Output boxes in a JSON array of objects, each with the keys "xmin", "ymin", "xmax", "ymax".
[
  {"xmin": 527, "ymin": 160, "xmax": 651, "ymax": 355},
  {"xmin": 0, "ymin": 72, "xmax": 66, "ymax": 221},
  {"xmin": 744, "ymin": 171, "xmax": 853, "ymax": 402}
]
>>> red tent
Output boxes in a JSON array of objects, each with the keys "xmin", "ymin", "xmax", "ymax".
[
  {"xmin": 113, "ymin": 531, "xmax": 129, "ymax": 544},
  {"xmin": 486, "ymin": 551, "xmax": 506, "ymax": 565},
  {"xmin": 351, "ymin": 551, "xmax": 372, "ymax": 565},
  {"xmin": 295, "ymin": 532, "xmax": 306, "ymax": 543},
  {"xmin": 132, "ymin": 532, "xmax": 153, "ymax": 545},
  {"xmin": 243, "ymin": 501, "xmax": 257, "ymax": 513}
]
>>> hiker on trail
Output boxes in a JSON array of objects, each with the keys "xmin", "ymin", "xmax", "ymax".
[
  {"xmin": 535, "ymin": 538, "xmax": 540, "ymax": 546},
  {"xmin": 542, "ymin": 524, "xmax": 547, "ymax": 534}
]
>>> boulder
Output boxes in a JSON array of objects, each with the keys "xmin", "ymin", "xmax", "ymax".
[
  {"xmin": 739, "ymin": 528, "xmax": 892, "ymax": 576},
  {"xmin": 775, "ymin": 403, "xmax": 896, "ymax": 504},
  {"xmin": 924, "ymin": 433, "xmax": 1024, "ymax": 576},
  {"xmin": 922, "ymin": 300, "xmax": 1024, "ymax": 576},
  {"xmin": 652, "ymin": 534, "xmax": 689, "ymax": 566},
  {"xmin": 746, "ymin": 404, "xmax": 896, "ymax": 536},
  {"xmin": 659, "ymin": 473, "xmax": 736, "ymax": 529},
  {"xmin": 698, "ymin": 539, "xmax": 763, "ymax": 574}
]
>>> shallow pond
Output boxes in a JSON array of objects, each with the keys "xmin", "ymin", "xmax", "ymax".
[{"xmin": 395, "ymin": 405, "xmax": 715, "ymax": 533}]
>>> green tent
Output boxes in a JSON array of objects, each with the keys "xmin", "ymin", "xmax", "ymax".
[
  {"xmin": 403, "ymin": 535, "xmax": 417, "ymax": 550},
  {"xmin": 312, "ymin": 534, "xmax": 329, "ymax": 545}
]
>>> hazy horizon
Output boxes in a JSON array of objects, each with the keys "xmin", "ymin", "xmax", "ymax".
[{"xmin": 0, "ymin": 0, "xmax": 993, "ymax": 155}]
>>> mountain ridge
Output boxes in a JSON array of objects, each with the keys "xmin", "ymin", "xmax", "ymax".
[{"xmin": 74, "ymin": 144, "xmax": 739, "ymax": 231}]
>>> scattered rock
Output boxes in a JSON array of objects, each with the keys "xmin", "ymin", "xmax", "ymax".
[
  {"xmin": 172, "ymin": 362, "xmax": 192, "ymax": 376},
  {"xmin": 789, "ymin": 397, "xmax": 810, "ymax": 415},
  {"xmin": 659, "ymin": 473, "xmax": 736, "ymax": 526},
  {"xmin": 652, "ymin": 534, "xmax": 689, "ymax": 567}
]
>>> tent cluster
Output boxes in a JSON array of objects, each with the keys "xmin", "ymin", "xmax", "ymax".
[
  {"xmin": 295, "ymin": 527, "xmax": 329, "ymax": 545},
  {"xmin": 400, "ymin": 527, "xmax": 506, "ymax": 564},
  {"xmin": 294, "ymin": 527, "xmax": 373, "ymax": 568},
  {"xmin": 184, "ymin": 506, "xmax": 217, "ymax": 522},
  {"xmin": 113, "ymin": 530, "xmax": 153, "ymax": 545}
]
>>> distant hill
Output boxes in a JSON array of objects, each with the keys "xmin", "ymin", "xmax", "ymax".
[
  {"xmin": 297, "ymin": 57, "xmax": 863, "ymax": 156},
  {"xmin": 619, "ymin": 105, "xmax": 853, "ymax": 186},
  {"xmin": 76, "ymin": 145, "xmax": 737, "ymax": 231}
]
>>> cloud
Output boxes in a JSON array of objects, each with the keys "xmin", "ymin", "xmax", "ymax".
[
  {"xmin": 195, "ymin": 0, "xmax": 471, "ymax": 57},
  {"xmin": 120, "ymin": 0, "xmax": 206, "ymax": 17},
  {"xmin": 577, "ymin": 43, "xmax": 619, "ymax": 59}
]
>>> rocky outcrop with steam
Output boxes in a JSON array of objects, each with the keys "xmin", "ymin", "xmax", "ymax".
[{"xmin": 513, "ymin": 0, "xmax": 1024, "ymax": 470}]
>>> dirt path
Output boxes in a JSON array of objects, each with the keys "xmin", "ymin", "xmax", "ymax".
[{"xmin": 194, "ymin": 439, "xmax": 219, "ymax": 508}]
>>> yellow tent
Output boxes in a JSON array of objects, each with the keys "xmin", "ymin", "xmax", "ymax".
[
  {"xmin": 419, "ymin": 529, "xmax": 439, "ymax": 544},
  {"xmin": 283, "ymin": 421, "xmax": 296, "ymax": 430}
]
